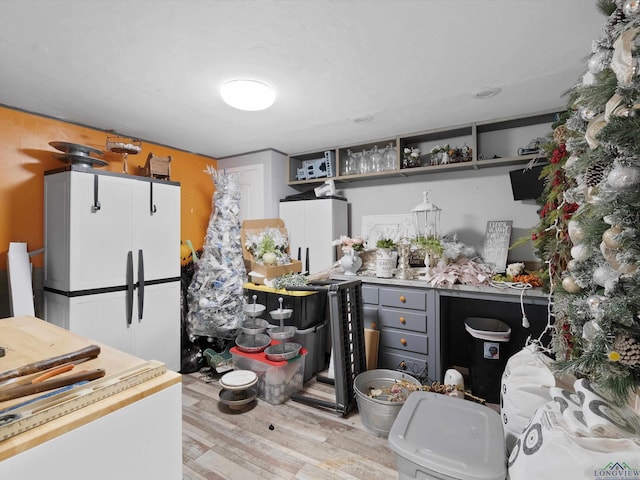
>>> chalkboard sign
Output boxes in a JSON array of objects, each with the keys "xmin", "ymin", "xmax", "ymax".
[{"xmin": 483, "ymin": 220, "xmax": 513, "ymax": 273}]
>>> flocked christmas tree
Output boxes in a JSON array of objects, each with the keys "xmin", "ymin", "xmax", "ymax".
[
  {"xmin": 186, "ymin": 167, "xmax": 246, "ymax": 340},
  {"xmin": 547, "ymin": 0, "xmax": 640, "ymax": 402}
]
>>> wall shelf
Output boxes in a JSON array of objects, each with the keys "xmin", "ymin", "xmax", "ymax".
[{"xmin": 287, "ymin": 109, "xmax": 563, "ymax": 188}]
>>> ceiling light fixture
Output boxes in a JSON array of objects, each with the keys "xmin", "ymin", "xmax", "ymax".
[
  {"xmin": 472, "ymin": 87, "xmax": 502, "ymax": 100},
  {"xmin": 221, "ymin": 79, "xmax": 276, "ymax": 111}
]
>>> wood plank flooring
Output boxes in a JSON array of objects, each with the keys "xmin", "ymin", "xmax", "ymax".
[{"xmin": 182, "ymin": 369, "xmax": 399, "ymax": 480}]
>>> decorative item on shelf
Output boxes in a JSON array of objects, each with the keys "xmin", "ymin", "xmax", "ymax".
[
  {"xmin": 375, "ymin": 238, "xmax": 398, "ymax": 278},
  {"xmin": 411, "ymin": 191, "xmax": 443, "ymax": 269},
  {"xmin": 49, "ymin": 141, "xmax": 107, "ymax": 169},
  {"xmin": 140, "ymin": 152, "xmax": 171, "ymax": 180},
  {"xmin": 430, "ymin": 144, "xmax": 450, "ymax": 166},
  {"xmin": 402, "ymin": 146, "xmax": 421, "ymax": 169},
  {"xmin": 448, "ymin": 144, "xmax": 473, "ymax": 163},
  {"xmin": 382, "ymin": 143, "xmax": 397, "ymax": 171},
  {"xmin": 333, "ymin": 235, "xmax": 365, "ymax": 276},
  {"xmin": 105, "ymin": 132, "xmax": 142, "ymax": 174},
  {"xmin": 339, "ymin": 249, "xmax": 363, "ymax": 276},
  {"xmin": 516, "ymin": 137, "xmax": 546, "ymax": 156}
]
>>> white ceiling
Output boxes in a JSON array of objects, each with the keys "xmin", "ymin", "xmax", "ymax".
[{"xmin": 0, "ymin": 0, "xmax": 605, "ymax": 159}]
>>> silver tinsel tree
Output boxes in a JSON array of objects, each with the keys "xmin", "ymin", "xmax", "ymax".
[{"xmin": 186, "ymin": 167, "xmax": 246, "ymax": 340}]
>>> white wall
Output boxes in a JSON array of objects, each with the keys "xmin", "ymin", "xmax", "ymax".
[
  {"xmin": 337, "ymin": 164, "xmax": 540, "ymax": 262},
  {"xmin": 220, "ymin": 151, "xmax": 541, "ymax": 262},
  {"xmin": 217, "ymin": 149, "xmax": 297, "ymax": 219}
]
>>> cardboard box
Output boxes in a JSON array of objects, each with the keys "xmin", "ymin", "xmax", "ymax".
[
  {"xmin": 249, "ymin": 259, "xmax": 303, "ymax": 285},
  {"xmin": 241, "ymin": 218, "xmax": 302, "ymax": 284}
]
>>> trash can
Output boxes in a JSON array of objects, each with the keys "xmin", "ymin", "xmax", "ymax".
[{"xmin": 464, "ymin": 317, "xmax": 511, "ymax": 404}]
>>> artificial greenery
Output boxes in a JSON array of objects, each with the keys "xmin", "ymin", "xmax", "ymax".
[
  {"xmin": 412, "ymin": 235, "xmax": 443, "ymax": 256},
  {"xmin": 375, "ymin": 238, "xmax": 396, "ymax": 249},
  {"xmin": 536, "ymin": 1, "xmax": 640, "ymax": 403}
]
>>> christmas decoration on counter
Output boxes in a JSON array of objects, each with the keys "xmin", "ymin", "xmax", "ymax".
[
  {"xmin": 186, "ymin": 167, "xmax": 247, "ymax": 340},
  {"xmin": 544, "ymin": 0, "xmax": 640, "ymax": 402}
]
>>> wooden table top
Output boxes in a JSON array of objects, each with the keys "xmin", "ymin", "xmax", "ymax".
[{"xmin": 0, "ymin": 316, "xmax": 181, "ymax": 460}]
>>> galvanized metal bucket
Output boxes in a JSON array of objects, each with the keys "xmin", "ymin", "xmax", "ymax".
[{"xmin": 353, "ymin": 369, "xmax": 421, "ymax": 438}]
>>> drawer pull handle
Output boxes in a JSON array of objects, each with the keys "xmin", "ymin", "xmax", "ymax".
[
  {"xmin": 399, "ymin": 317, "xmax": 406, "ymax": 324},
  {"xmin": 399, "ymin": 295, "xmax": 406, "ymax": 303},
  {"xmin": 400, "ymin": 338, "xmax": 407, "ymax": 346}
]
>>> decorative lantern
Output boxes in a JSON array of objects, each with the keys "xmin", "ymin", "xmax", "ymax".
[{"xmin": 412, "ymin": 191, "xmax": 442, "ymax": 241}]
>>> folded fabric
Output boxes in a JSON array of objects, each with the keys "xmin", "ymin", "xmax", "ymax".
[{"xmin": 574, "ymin": 378, "xmax": 640, "ymax": 439}]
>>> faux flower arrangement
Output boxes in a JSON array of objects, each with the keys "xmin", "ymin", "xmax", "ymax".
[
  {"xmin": 333, "ymin": 235, "xmax": 366, "ymax": 253},
  {"xmin": 491, "ymin": 262, "xmax": 543, "ymax": 286},
  {"xmin": 244, "ymin": 228, "xmax": 291, "ymax": 265},
  {"xmin": 430, "ymin": 144, "xmax": 450, "ymax": 156},
  {"xmin": 402, "ymin": 147, "xmax": 421, "ymax": 168}
]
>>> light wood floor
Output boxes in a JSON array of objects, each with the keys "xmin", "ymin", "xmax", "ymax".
[{"xmin": 181, "ymin": 369, "xmax": 399, "ymax": 480}]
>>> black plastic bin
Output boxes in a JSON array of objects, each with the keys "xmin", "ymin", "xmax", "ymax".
[{"xmin": 464, "ymin": 317, "xmax": 511, "ymax": 404}]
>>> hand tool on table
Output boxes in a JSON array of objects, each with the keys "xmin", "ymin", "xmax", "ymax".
[
  {"xmin": 0, "ymin": 344, "xmax": 101, "ymax": 384},
  {"xmin": 0, "ymin": 368, "xmax": 106, "ymax": 402},
  {"xmin": 0, "ymin": 345, "xmax": 103, "ymax": 402}
]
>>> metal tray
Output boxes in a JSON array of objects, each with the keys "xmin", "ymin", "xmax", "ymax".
[
  {"xmin": 52, "ymin": 152, "xmax": 108, "ymax": 168},
  {"xmin": 49, "ymin": 141, "xmax": 103, "ymax": 157},
  {"xmin": 235, "ymin": 333, "xmax": 271, "ymax": 353},
  {"xmin": 268, "ymin": 325, "xmax": 297, "ymax": 340},
  {"xmin": 264, "ymin": 342, "xmax": 302, "ymax": 361},
  {"xmin": 240, "ymin": 318, "xmax": 269, "ymax": 336}
]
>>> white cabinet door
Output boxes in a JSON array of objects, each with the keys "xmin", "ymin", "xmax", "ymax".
[
  {"xmin": 132, "ymin": 181, "xmax": 181, "ymax": 281},
  {"xmin": 68, "ymin": 172, "xmax": 134, "ymax": 291},
  {"xmin": 280, "ymin": 198, "xmax": 348, "ymax": 274},
  {"xmin": 131, "ymin": 282, "xmax": 180, "ymax": 370},
  {"xmin": 45, "ymin": 285, "xmax": 180, "ymax": 372}
]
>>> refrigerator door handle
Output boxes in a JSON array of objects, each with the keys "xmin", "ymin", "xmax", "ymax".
[
  {"xmin": 137, "ymin": 249, "xmax": 145, "ymax": 320},
  {"xmin": 126, "ymin": 251, "xmax": 134, "ymax": 325},
  {"xmin": 149, "ymin": 182, "xmax": 157, "ymax": 214},
  {"xmin": 92, "ymin": 174, "xmax": 101, "ymax": 212}
]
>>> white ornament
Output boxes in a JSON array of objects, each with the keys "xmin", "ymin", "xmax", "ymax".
[
  {"xmin": 580, "ymin": 107, "xmax": 598, "ymax": 121},
  {"xmin": 623, "ymin": 0, "xmax": 640, "ymax": 17},
  {"xmin": 607, "ymin": 164, "xmax": 640, "ymax": 190},
  {"xmin": 588, "ymin": 50, "xmax": 608, "ymax": 74},
  {"xmin": 568, "ymin": 220, "xmax": 586, "ymax": 244},
  {"xmin": 562, "ymin": 275, "xmax": 581, "ymax": 293},
  {"xmin": 582, "ymin": 319, "xmax": 602, "ymax": 342},
  {"xmin": 582, "ymin": 71, "xmax": 597, "ymax": 86},
  {"xmin": 567, "ymin": 259, "xmax": 578, "ymax": 271},
  {"xmin": 571, "ymin": 243, "xmax": 591, "ymax": 261},
  {"xmin": 602, "ymin": 226, "xmax": 623, "ymax": 249}
]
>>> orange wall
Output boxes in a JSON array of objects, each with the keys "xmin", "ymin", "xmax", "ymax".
[{"xmin": 0, "ymin": 105, "xmax": 216, "ymax": 270}]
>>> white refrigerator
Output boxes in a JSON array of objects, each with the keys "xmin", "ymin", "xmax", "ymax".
[
  {"xmin": 279, "ymin": 196, "xmax": 348, "ymax": 275},
  {"xmin": 43, "ymin": 167, "xmax": 181, "ymax": 371}
]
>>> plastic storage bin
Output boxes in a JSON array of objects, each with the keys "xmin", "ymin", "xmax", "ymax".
[
  {"xmin": 464, "ymin": 317, "xmax": 511, "ymax": 403},
  {"xmin": 231, "ymin": 343, "xmax": 307, "ymax": 404},
  {"xmin": 388, "ymin": 391, "xmax": 506, "ymax": 480},
  {"xmin": 243, "ymin": 283, "xmax": 326, "ymax": 330},
  {"xmin": 292, "ymin": 320, "xmax": 327, "ymax": 382}
]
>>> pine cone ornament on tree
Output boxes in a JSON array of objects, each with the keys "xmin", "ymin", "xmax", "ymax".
[
  {"xmin": 608, "ymin": 8, "xmax": 624, "ymax": 29},
  {"xmin": 611, "ymin": 334, "xmax": 640, "ymax": 366},
  {"xmin": 585, "ymin": 160, "xmax": 608, "ymax": 186}
]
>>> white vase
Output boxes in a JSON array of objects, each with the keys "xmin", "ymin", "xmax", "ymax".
[
  {"xmin": 262, "ymin": 252, "xmax": 277, "ymax": 265},
  {"xmin": 340, "ymin": 250, "xmax": 362, "ymax": 276},
  {"xmin": 375, "ymin": 248, "xmax": 397, "ymax": 278}
]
